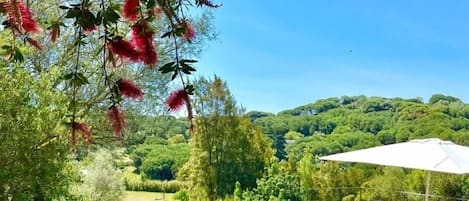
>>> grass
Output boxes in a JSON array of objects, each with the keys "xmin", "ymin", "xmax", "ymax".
[{"xmin": 123, "ymin": 191, "xmax": 175, "ymax": 201}]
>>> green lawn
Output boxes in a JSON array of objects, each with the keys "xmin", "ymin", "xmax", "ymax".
[{"xmin": 123, "ymin": 191, "xmax": 175, "ymax": 201}]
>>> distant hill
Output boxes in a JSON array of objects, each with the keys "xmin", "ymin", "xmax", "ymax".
[{"xmin": 246, "ymin": 94, "xmax": 469, "ymax": 159}]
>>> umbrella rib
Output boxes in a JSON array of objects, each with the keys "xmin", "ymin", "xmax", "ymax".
[{"xmin": 433, "ymin": 155, "xmax": 449, "ymax": 169}]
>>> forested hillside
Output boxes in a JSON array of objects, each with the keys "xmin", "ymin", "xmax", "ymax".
[
  {"xmin": 248, "ymin": 94, "xmax": 469, "ymax": 160},
  {"xmin": 230, "ymin": 94, "xmax": 469, "ymax": 201}
]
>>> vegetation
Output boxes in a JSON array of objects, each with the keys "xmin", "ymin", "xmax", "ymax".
[
  {"xmin": 0, "ymin": 57, "xmax": 71, "ymax": 200},
  {"xmin": 182, "ymin": 76, "xmax": 273, "ymax": 200},
  {"xmin": 123, "ymin": 191, "xmax": 174, "ymax": 201},
  {"xmin": 73, "ymin": 149, "xmax": 125, "ymax": 201},
  {"xmin": 241, "ymin": 94, "xmax": 469, "ymax": 200},
  {"xmin": 2, "ymin": 1, "xmax": 469, "ymax": 200}
]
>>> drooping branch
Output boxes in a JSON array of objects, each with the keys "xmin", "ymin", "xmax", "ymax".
[{"xmin": 0, "ymin": 0, "xmax": 221, "ymax": 144}]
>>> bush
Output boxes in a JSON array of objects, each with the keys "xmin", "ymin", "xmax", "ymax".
[
  {"xmin": 169, "ymin": 134, "xmax": 187, "ymax": 144},
  {"xmin": 123, "ymin": 171, "xmax": 188, "ymax": 193},
  {"xmin": 242, "ymin": 162, "xmax": 301, "ymax": 201},
  {"xmin": 74, "ymin": 149, "xmax": 125, "ymax": 201},
  {"xmin": 130, "ymin": 143, "xmax": 190, "ymax": 180},
  {"xmin": 173, "ymin": 190, "xmax": 190, "ymax": 201}
]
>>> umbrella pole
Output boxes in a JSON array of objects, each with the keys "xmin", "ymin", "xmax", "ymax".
[{"xmin": 425, "ymin": 171, "xmax": 431, "ymax": 201}]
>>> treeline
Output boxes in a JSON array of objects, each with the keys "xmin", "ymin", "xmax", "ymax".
[
  {"xmin": 248, "ymin": 94, "xmax": 469, "ymax": 160},
  {"xmin": 231, "ymin": 94, "xmax": 469, "ymax": 201}
]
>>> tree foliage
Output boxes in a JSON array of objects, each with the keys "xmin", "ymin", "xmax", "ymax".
[
  {"xmin": 242, "ymin": 161, "xmax": 302, "ymax": 201},
  {"xmin": 0, "ymin": 61, "xmax": 71, "ymax": 200},
  {"xmin": 74, "ymin": 149, "xmax": 125, "ymax": 201},
  {"xmin": 183, "ymin": 76, "xmax": 273, "ymax": 201}
]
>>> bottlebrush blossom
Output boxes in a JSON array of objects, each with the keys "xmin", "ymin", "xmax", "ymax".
[
  {"xmin": 117, "ymin": 79, "xmax": 143, "ymax": 100},
  {"xmin": 71, "ymin": 122, "xmax": 93, "ymax": 145},
  {"xmin": 166, "ymin": 89, "xmax": 189, "ymax": 111},
  {"xmin": 147, "ymin": 6, "xmax": 162, "ymax": 18},
  {"xmin": 182, "ymin": 21, "xmax": 196, "ymax": 41},
  {"xmin": 107, "ymin": 105, "xmax": 126, "ymax": 138},
  {"xmin": 155, "ymin": 7, "xmax": 163, "ymax": 17},
  {"xmin": 3, "ymin": 0, "xmax": 41, "ymax": 34},
  {"xmin": 49, "ymin": 25, "xmax": 59, "ymax": 43},
  {"xmin": 131, "ymin": 23, "xmax": 158, "ymax": 65},
  {"xmin": 83, "ymin": 24, "xmax": 97, "ymax": 33},
  {"xmin": 25, "ymin": 37, "xmax": 42, "ymax": 50},
  {"xmin": 18, "ymin": 2, "xmax": 40, "ymax": 33},
  {"xmin": 123, "ymin": 0, "xmax": 140, "ymax": 21},
  {"xmin": 108, "ymin": 37, "xmax": 140, "ymax": 62}
]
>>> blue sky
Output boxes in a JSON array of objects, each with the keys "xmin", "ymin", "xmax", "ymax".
[{"xmin": 196, "ymin": 0, "xmax": 469, "ymax": 113}]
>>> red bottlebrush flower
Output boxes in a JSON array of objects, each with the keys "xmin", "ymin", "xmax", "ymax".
[
  {"xmin": 131, "ymin": 23, "xmax": 158, "ymax": 66},
  {"xmin": 71, "ymin": 122, "xmax": 93, "ymax": 144},
  {"xmin": 25, "ymin": 37, "xmax": 42, "ymax": 50},
  {"xmin": 4, "ymin": 0, "xmax": 41, "ymax": 34},
  {"xmin": 154, "ymin": 6, "xmax": 163, "ymax": 17},
  {"xmin": 18, "ymin": 2, "xmax": 40, "ymax": 33},
  {"xmin": 49, "ymin": 24, "xmax": 60, "ymax": 43},
  {"xmin": 108, "ymin": 37, "xmax": 140, "ymax": 62},
  {"xmin": 147, "ymin": 6, "xmax": 162, "ymax": 17},
  {"xmin": 83, "ymin": 25, "xmax": 97, "ymax": 33},
  {"xmin": 117, "ymin": 79, "xmax": 143, "ymax": 100},
  {"xmin": 50, "ymin": 28, "xmax": 58, "ymax": 43},
  {"xmin": 107, "ymin": 105, "xmax": 126, "ymax": 139},
  {"xmin": 123, "ymin": 0, "xmax": 139, "ymax": 21},
  {"xmin": 182, "ymin": 21, "xmax": 196, "ymax": 41},
  {"xmin": 166, "ymin": 89, "xmax": 189, "ymax": 111},
  {"xmin": 139, "ymin": 38, "xmax": 157, "ymax": 65},
  {"xmin": 3, "ymin": 1, "xmax": 21, "ymax": 26}
]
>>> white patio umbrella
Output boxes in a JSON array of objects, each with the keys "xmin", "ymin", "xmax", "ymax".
[{"xmin": 319, "ymin": 138, "xmax": 469, "ymax": 201}]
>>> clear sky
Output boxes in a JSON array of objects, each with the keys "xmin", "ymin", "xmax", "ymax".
[{"xmin": 196, "ymin": 0, "xmax": 469, "ymax": 114}]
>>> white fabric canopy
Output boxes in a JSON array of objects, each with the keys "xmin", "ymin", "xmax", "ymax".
[
  {"xmin": 320, "ymin": 138, "xmax": 469, "ymax": 174},
  {"xmin": 320, "ymin": 138, "xmax": 469, "ymax": 201}
]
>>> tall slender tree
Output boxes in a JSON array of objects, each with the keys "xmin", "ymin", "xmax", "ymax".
[{"xmin": 182, "ymin": 76, "xmax": 273, "ymax": 200}]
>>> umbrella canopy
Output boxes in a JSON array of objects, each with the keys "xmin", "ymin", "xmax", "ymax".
[
  {"xmin": 320, "ymin": 138, "xmax": 469, "ymax": 174},
  {"xmin": 320, "ymin": 138, "xmax": 469, "ymax": 201}
]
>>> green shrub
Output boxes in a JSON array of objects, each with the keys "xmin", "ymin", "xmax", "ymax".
[
  {"xmin": 173, "ymin": 190, "xmax": 190, "ymax": 201},
  {"xmin": 169, "ymin": 134, "xmax": 187, "ymax": 144},
  {"xmin": 129, "ymin": 143, "xmax": 190, "ymax": 180},
  {"xmin": 74, "ymin": 149, "xmax": 125, "ymax": 201},
  {"xmin": 144, "ymin": 136, "xmax": 169, "ymax": 145},
  {"xmin": 123, "ymin": 171, "xmax": 188, "ymax": 193}
]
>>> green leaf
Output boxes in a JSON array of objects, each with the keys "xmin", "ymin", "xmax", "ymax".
[
  {"xmin": 180, "ymin": 59, "xmax": 198, "ymax": 63},
  {"xmin": 147, "ymin": 0, "xmax": 157, "ymax": 9},
  {"xmin": 181, "ymin": 69, "xmax": 191, "ymax": 75},
  {"xmin": 103, "ymin": 7, "xmax": 120, "ymax": 24},
  {"xmin": 61, "ymin": 73, "xmax": 74, "ymax": 80},
  {"xmin": 171, "ymin": 71, "xmax": 178, "ymax": 80},
  {"xmin": 185, "ymin": 85, "xmax": 195, "ymax": 95},
  {"xmin": 159, "ymin": 62, "xmax": 176, "ymax": 73},
  {"xmin": 76, "ymin": 73, "xmax": 89, "ymax": 84},
  {"xmin": 65, "ymin": 8, "xmax": 81, "ymax": 19},
  {"xmin": 13, "ymin": 48, "xmax": 24, "ymax": 63},
  {"xmin": 161, "ymin": 31, "xmax": 172, "ymax": 38},
  {"xmin": 71, "ymin": 73, "xmax": 89, "ymax": 87},
  {"xmin": 1, "ymin": 45, "xmax": 11, "ymax": 50},
  {"xmin": 180, "ymin": 63, "xmax": 196, "ymax": 72},
  {"xmin": 174, "ymin": 27, "xmax": 184, "ymax": 37}
]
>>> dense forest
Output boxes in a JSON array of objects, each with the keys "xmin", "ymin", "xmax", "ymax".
[{"xmin": 251, "ymin": 94, "xmax": 469, "ymax": 160}]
